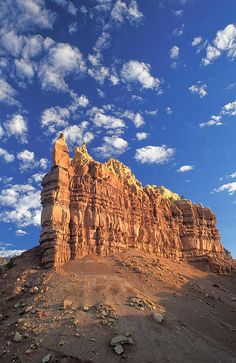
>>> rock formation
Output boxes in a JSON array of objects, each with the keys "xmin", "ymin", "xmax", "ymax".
[{"xmin": 39, "ymin": 134, "xmax": 229, "ymax": 270}]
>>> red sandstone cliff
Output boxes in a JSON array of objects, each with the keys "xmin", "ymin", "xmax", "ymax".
[{"xmin": 39, "ymin": 134, "xmax": 229, "ymax": 270}]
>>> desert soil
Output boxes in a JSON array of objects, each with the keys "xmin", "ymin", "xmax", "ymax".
[{"xmin": 0, "ymin": 247, "xmax": 235, "ymax": 363}]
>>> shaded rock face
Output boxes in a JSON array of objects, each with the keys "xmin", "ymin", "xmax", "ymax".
[{"xmin": 40, "ymin": 135, "xmax": 226, "ymax": 269}]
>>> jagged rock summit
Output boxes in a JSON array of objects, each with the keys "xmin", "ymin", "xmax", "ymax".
[{"xmin": 39, "ymin": 134, "xmax": 229, "ymax": 270}]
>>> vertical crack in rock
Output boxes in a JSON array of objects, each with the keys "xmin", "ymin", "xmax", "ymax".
[{"xmin": 39, "ymin": 134, "xmax": 229, "ymax": 270}]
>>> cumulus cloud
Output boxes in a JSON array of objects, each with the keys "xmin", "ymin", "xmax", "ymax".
[
  {"xmin": 170, "ymin": 45, "xmax": 179, "ymax": 60},
  {"xmin": 136, "ymin": 132, "xmax": 148, "ymax": 140},
  {"xmin": 134, "ymin": 145, "xmax": 175, "ymax": 164},
  {"xmin": 63, "ymin": 122, "xmax": 94, "ymax": 147},
  {"xmin": 0, "ymin": 148, "xmax": 15, "ymax": 163},
  {"xmin": 177, "ymin": 165, "xmax": 194, "ymax": 173},
  {"xmin": 133, "ymin": 113, "xmax": 145, "ymax": 127},
  {"xmin": 192, "ymin": 36, "xmax": 202, "ymax": 47},
  {"xmin": 0, "ymin": 125, "xmax": 4, "ymax": 138},
  {"xmin": 15, "ymin": 58, "xmax": 34, "ymax": 80},
  {"xmin": 214, "ymin": 182, "xmax": 236, "ymax": 195},
  {"xmin": 39, "ymin": 42, "xmax": 86, "ymax": 92},
  {"xmin": 28, "ymin": 173, "xmax": 45, "ymax": 184},
  {"xmin": 41, "ymin": 106, "xmax": 70, "ymax": 133},
  {"xmin": 17, "ymin": 150, "xmax": 48, "ymax": 171},
  {"xmin": 4, "ymin": 114, "xmax": 28, "ymax": 143},
  {"xmin": 95, "ymin": 136, "xmax": 128, "ymax": 158},
  {"xmin": 0, "ymin": 0, "xmax": 55, "ymax": 32},
  {"xmin": 199, "ymin": 115, "xmax": 223, "ymax": 128},
  {"xmin": 111, "ymin": 0, "xmax": 143, "ymax": 25},
  {"xmin": 16, "ymin": 229, "xmax": 28, "ymax": 236},
  {"xmin": 221, "ymin": 100, "xmax": 236, "ymax": 116},
  {"xmin": 203, "ymin": 24, "xmax": 236, "ymax": 65},
  {"xmin": 0, "ymin": 248, "xmax": 25, "ymax": 258},
  {"xmin": 166, "ymin": 106, "xmax": 172, "ymax": 115},
  {"xmin": 88, "ymin": 107, "xmax": 125, "ymax": 129},
  {"xmin": 189, "ymin": 82, "xmax": 207, "ymax": 98},
  {"xmin": 174, "ymin": 10, "xmax": 183, "ymax": 17},
  {"xmin": 0, "ymin": 183, "xmax": 41, "ymax": 227},
  {"xmin": 202, "ymin": 45, "xmax": 221, "ymax": 66},
  {"xmin": 0, "ymin": 78, "xmax": 19, "ymax": 106},
  {"xmin": 173, "ymin": 24, "xmax": 184, "ymax": 37},
  {"xmin": 199, "ymin": 99, "xmax": 236, "ymax": 129},
  {"xmin": 68, "ymin": 22, "xmax": 77, "ymax": 34},
  {"xmin": 121, "ymin": 60, "xmax": 161, "ymax": 90},
  {"xmin": 41, "ymin": 93, "xmax": 89, "ymax": 134}
]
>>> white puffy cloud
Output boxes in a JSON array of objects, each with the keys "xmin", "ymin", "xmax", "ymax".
[
  {"xmin": 0, "ymin": 31, "xmax": 50, "ymax": 62},
  {"xmin": 68, "ymin": 22, "xmax": 77, "ymax": 34},
  {"xmin": 63, "ymin": 122, "xmax": 94, "ymax": 147},
  {"xmin": 39, "ymin": 42, "xmax": 86, "ymax": 92},
  {"xmin": 17, "ymin": 149, "xmax": 48, "ymax": 171},
  {"xmin": 1, "ymin": 30, "xmax": 24, "ymax": 57},
  {"xmin": 0, "ymin": 78, "xmax": 19, "ymax": 106},
  {"xmin": 17, "ymin": 149, "xmax": 35, "ymax": 171},
  {"xmin": 133, "ymin": 113, "xmax": 144, "ymax": 127},
  {"xmin": 0, "ymin": 125, "xmax": 4, "ymax": 138},
  {"xmin": 41, "ymin": 106, "xmax": 70, "ymax": 133},
  {"xmin": 221, "ymin": 100, "xmax": 236, "ymax": 116},
  {"xmin": 170, "ymin": 45, "xmax": 179, "ymax": 60},
  {"xmin": 15, "ymin": 58, "xmax": 34, "ymax": 80},
  {"xmin": 173, "ymin": 24, "xmax": 184, "ymax": 37},
  {"xmin": 202, "ymin": 45, "xmax": 221, "ymax": 66},
  {"xmin": 0, "ymin": 183, "xmax": 41, "ymax": 227},
  {"xmin": 0, "ymin": 0, "xmax": 55, "ymax": 32},
  {"xmin": 121, "ymin": 60, "xmax": 161, "ymax": 90},
  {"xmin": 203, "ymin": 24, "xmax": 236, "ymax": 65},
  {"xmin": 166, "ymin": 106, "xmax": 172, "ymax": 115},
  {"xmin": 28, "ymin": 173, "xmax": 45, "ymax": 184},
  {"xmin": 214, "ymin": 24, "xmax": 236, "ymax": 56},
  {"xmin": 192, "ymin": 36, "xmax": 202, "ymax": 47},
  {"xmin": 144, "ymin": 109, "xmax": 158, "ymax": 116},
  {"xmin": 134, "ymin": 145, "xmax": 175, "ymax": 164},
  {"xmin": 93, "ymin": 32, "xmax": 111, "ymax": 53},
  {"xmin": 0, "ymin": 148, "xmax": 15, "ymax": 163},
  {"xmin": 136, "ymin": 132, "xmax": 148, "ymax": 140},
  {"xmin": 95, "ymin": 136, "xmax": 128, "ymax": 158},
  {"xmin": 0, "ymin": 249, "xmax": 25, "ymax": 258},
  {"xmin": 199, "ymin": 115, "xmax": 223, "ymax": 128},
  {"xmin": 4, "ymin": 114, "xmax": 28, "ymax": 143},
  {"xmin": 38, "ymin": 158, "xmax": 48, "ymax": 170},
  {"xmin": 41, "ymin": 93, "xmax": 90, "ymax": 133},
  {"xmin": 189, "ymin": 82, "xmax": 207, "ymax": 98},
  {"xmin": 199, "ymin": 100, "xmax": 236, "ymax": 128},
  {"xmin": 174, "ymin": 10, "xmax": 183, "ymax": 17},
  {"xmin": 177, "ymin": 165, "xmax": 194, "ymax": 173},
  {"xmin": 214, "ymin": 182, "xmax": 236, "ymax": 195},
  {"xmin": 111, "ymin": 0, "xmax": 143, "ymax": 25},
  {"xmin": 88, "ymin": 107, "xmax": 125, "ymax": 129},
  {"xmin": 68, "ymin": 1, "xmax": 78, "ymax": 15},
  {"xmin": 16, "ymin": 229, "xmax": 28, "ymax": 236}
]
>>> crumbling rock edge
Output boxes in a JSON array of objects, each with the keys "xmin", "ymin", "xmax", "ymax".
[{"xmin": 39, "ymin": 133, "xmax": 234, "ymax": 272}]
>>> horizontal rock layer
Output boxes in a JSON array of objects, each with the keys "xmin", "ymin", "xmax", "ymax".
[{"xmin": 39, "ymin": 134, "xmax": 228, "ymax": 270}]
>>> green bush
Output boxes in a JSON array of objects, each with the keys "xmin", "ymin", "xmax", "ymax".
[{"xmin": 6, "ymin": 258, "xmax": 14, "ymax": 269}]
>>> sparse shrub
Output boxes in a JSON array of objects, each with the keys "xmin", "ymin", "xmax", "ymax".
[{"xmin": 6, "ymin": 258, "xmax": 14, "ymax": 269}]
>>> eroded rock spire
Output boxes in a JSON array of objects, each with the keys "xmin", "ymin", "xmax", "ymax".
[{"xmin": 39, "ymin": 138, "xmax": 229, "ymax": 270}]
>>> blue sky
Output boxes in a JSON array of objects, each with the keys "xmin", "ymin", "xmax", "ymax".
[{"xmin": 0, "ymin": 0, "xmax": 236, "ymax": 258}]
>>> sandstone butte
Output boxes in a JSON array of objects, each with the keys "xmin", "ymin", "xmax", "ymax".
[{"xmin": 39, "ymin": 133, "xmax": 233, "ymax": 272}]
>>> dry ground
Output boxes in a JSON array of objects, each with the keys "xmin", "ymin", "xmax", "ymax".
[{"xmin": 0, "ymin": 247, "xmax": 235, "ymax": 363}]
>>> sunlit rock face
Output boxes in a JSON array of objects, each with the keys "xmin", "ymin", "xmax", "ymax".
[{"xmin": 39, "ymin": 134, "xmax": 226, "ymax": 269}]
